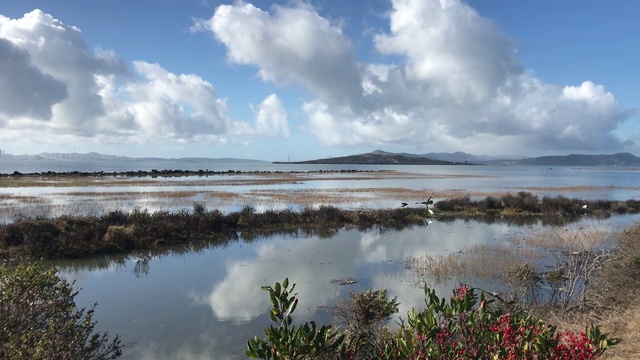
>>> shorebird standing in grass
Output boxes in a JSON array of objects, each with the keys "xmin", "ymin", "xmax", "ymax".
[{"xmin": 417, "ymin": 193, "xmax": 435, "ymax": 216}]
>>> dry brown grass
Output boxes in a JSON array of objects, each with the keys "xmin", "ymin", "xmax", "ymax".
[
  {"xmin": 403, "ymin": 243, "xmax": 543, "ymax": 285},
  {"xmin": 602, "ymin": 298, "xmax": 640, "ymax": 359},
  {"xmin": 0, "ymin": 170, "xmax": 493, "ymax": 189},
  {"xmin": 403, "ymin": 224, "xmax": 615, "ymax": 287},
  {"xmin": 513, "ymin": 223, "xmax": 615, "ymax": 251},
  {"xmin": 402, "ymin": 223, "xmax": 640, "ymax": 356},
  {"xmin": 518, "ymin": 185, "xmax": 640, "ymax": 192}
]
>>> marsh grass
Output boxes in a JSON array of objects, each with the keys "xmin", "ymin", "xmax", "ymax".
[
  {"xmin": 1, "ymin": 192, "xmax": 637, "ymax": 259},
  {"xmin": 520, "ymin": 185, "xmax": 640, "ymax": 192},
  {"xmin": 433, "ymin": 192, "xmax": 640, "ymax": 217},
  {"xmin": 0, "ymin": 170, "xmax": 444, "ymax": 188},
  {"xmin": 0, "ymin": 205, "xmax": 429, "ymax": 259},
  {"xmin": 403, "ymin": 222, "xmax": 616, "ymax": 290},
  {"xmin": 3, "ymin": 169, "xmax": 640, "ymax": 227},
  {"xmin": 401, "ymin": 220, "xmax": 640, "ymax": 357},
  {"xmin": 403, "ymin": 242, "xmax": 544, "ymax": 285}
]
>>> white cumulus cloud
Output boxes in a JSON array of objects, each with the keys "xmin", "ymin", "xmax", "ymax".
[
  {"xmin": 0, "ymin": 9, "xmax": 289, "ymax": 148},
  {"xmin": 197, "ymin": 0, "xmax": 634, "ymax": 155},
  {"xmin": 192, "ymin": 2, "xmax": 362, "ymax": 107}
]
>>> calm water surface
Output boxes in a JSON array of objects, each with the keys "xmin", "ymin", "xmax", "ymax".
[
  {"xmin": 2, "ymin": 161, "xmax": 639, "ymax": 224},
  {"xmin": 48, "ymin": 215, "xmax": 638, "ymax": 359},
  {"xmin": 3, "ymin": 160, "xmax": 639, "ymax": 358}
]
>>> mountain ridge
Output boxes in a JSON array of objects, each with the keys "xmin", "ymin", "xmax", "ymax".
[
  {"xmin": 273, "ymin": 152, "xmax": 464, "ymax": 165},
  {"xmin": 275, "ymin": 151, "xmax": 640, "ymax": 166},
  {"xmin": 1, "ymin": 151, "xmax": 639, "ymax": 166}
]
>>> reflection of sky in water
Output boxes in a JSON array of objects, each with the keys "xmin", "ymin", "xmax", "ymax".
[
  {"xmin": 2, "ymin": 166, "xmax": 640, "ymax": 224},
  {"xmin": 51, "ymin": 214, "xmax": 640, "ymax": 359},
  {"xmin": 5, "ymin": 163, "xmax": 640, "ymax": 357}
]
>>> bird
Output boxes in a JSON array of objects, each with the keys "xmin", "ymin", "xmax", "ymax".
[
  {"xmin": 416, "ymin": 193, "xmax": 434, "ymax": 206},
  {"xmin": 417, "ymin": 193, "xmax": 436, "ymax": 217},
  {"xmin": 400, "ymin": 202, "xmax": 408, "ymax": 207}
]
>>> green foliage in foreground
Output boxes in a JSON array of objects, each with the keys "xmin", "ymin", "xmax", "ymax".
[
  {"xmin": 0, "ymin": 264, "xmax": 123, "ymax": 360},
  {"xmin": 248, "ymin": 279, "xmax": 619, "ymax": 360},
  {"xmin": 246, "ymin": 278, "xmax": 344, "ymax": 359}
]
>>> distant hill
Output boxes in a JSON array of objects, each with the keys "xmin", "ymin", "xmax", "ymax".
[
  {"xmin": 4, "ymin": 151, "xmax": 638, "ymax": 167},
  {"xmin": 275, "ymin": 151, "xmax": 640, "ymax": 166},
  {"xmin": 367, "ymin": 150, "xmax": 640, "ymax": 166},
  {"xmin": 370, "ymin": 150, "xmax": 503, "ymax": 163},
  {"xmin": 510, "ymin": 152, "xmax": 640, "ymax": 166},
  {"xmin": 274, "ymin": 152, "xmax": 465, "ymax": 165}
]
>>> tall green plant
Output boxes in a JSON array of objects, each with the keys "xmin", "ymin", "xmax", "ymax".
[{"xmin": 246, "ymin": 278, "xmax": 344, "ymax": 359}]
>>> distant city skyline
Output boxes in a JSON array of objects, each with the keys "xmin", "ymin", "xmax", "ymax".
[{"xmin": 1, "ymin": 1, "xmax": 638, "ymax": 162}]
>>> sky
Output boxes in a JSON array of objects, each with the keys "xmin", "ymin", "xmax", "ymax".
[{"xmin": 0, "ymin": 0, "xmax": 638, "ymax": 161}]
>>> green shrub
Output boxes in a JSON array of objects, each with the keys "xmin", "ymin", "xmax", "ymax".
[
  {"xmin": 333, "ymin": 289, "xmax": 399, "ymax": 359},
  {"xmin": 246, "ymin": 278, "xmax": 344, "ymax": 359},
  {"xmin": 0, "ymin": 263, "xmax": 122, "ymax": 359},
  {"xmin": 249, "ymin": 280, "xmax": 619, "ymax": 359},
  {"xmin": 434, "ymin": 197, "xmax": 472, "ymax": 212},
  {"xmin": 386, "ymin": 285, "xmax": 618, "ymax": 359}
]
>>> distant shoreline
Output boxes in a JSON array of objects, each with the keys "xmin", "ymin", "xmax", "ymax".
[{"xmin": 0, "ymin": 168, "xmax": 392, "ymax": 178}]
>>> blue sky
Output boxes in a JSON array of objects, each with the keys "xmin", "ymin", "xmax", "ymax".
[{"xmin": 0, "ymin": 0, "xmax": 638, "ymax": 161}]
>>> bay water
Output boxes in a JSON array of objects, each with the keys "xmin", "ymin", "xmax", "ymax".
[{"xmin": 2, "ymin": 160, "xmax": 639, "ymax": 358}]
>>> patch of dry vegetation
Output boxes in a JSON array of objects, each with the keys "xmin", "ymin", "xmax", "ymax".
[
  {"xmin": 520, "ymin": 185, "xmax": 640, "ymax": 192},
  {"xmin": 403, "ymin": 244, "xmax": 543, "ymax": 286},
  {"xmin": 402, "ymin": 222, "xmax": 640, "ymax": 358}
]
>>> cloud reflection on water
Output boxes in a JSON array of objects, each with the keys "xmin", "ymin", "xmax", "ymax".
[
  {"xmin": 195, "ymin": 219, "xmax": 514, "ymax": 324},
  {"xmin": 50, "ymin": 215, "xmax": 640, "ymax": 359}
]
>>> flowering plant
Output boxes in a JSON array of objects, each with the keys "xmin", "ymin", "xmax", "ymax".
[{"xmin": 383, "ymin": 285, "xmax": 619, "ymax": 359}]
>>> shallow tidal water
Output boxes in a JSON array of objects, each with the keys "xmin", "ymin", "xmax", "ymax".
[
  {"xmin": 3, "ymin": 161, "xmax": 639, "ymax": 358},
  {"xmin": 50, "ymin": 215, "xmax": 638, "ymax": 359}
]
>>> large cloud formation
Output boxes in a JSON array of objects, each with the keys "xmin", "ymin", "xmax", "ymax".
[
  {"xmin": 194, "ymin": 0, "xmax": 633, "ymax": 155},
  {"xmin": 0, "ymin": 10, "xmax": 289, "ymax": 147}
]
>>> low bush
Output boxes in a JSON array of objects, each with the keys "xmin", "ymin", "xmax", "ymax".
[
  {"xmin": 2, "ymin": 196, "xmax": 639, "ymax": 260},
  {"xmin": 0, "ymin": 263, "xmax": 122, "ymax": 359},
  {"xmin": 434, "ymin": 197, "xmax": 472, "ymax": 212},
  {"xmin": 386, "ymin": 285, "xmax": 617, "ymax": 359},
  {"xmin": 333, "ymin": 289, "xmax": 399, "ymax": 359},
  {"xmin": 248, "ymin": 280, "xmax": 619, "ymax": 359}
]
